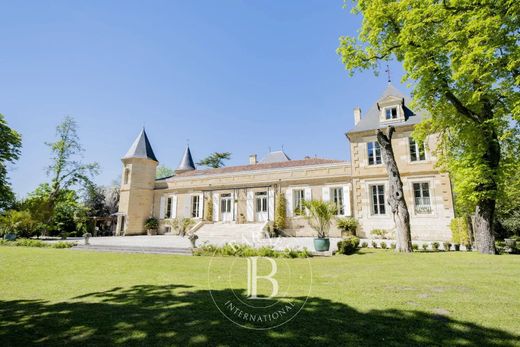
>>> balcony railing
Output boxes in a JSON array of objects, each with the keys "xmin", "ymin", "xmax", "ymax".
[{"xmin": 414, "ymin": 197, "xmax": 432, "ymax": 214}]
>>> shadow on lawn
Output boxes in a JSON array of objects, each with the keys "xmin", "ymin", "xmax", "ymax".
[{"xmin": 0, "ymin": 284, "xmax": 518, "ymax": 346}]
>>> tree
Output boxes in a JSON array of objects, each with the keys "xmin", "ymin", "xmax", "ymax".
[
  {"xmin": 156, "ymin": 165, "xmax": 174, "ymax": 179},
  {"xmin": 338, "ymin": 0, "xmax": 519, "ymax": 254},
  {"xmin": 197, "ymin": 152, "xmax": 231, "ymax": 168},
  {"xmin": 376, "ymin": 126, "xmax": 412, "ymax": 252},
  {"xmin": 46, "ymin": 117, "xmax": 99, "ymax": 221},
  {"xmin": 0, "ymin": 114, "xmax": 22, "ymax": 210}
]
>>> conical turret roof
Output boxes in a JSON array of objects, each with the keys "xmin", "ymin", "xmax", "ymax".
[
  {"xmin": 176, "ymin": 146, "xmax": 196, "ymax": 172},
  {"xmin": 123, "ymin": 128, "xmax": 158, "ymax": 162}
]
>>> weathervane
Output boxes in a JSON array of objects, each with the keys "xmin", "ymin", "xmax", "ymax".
[{"xmin": 385, "ymin": 64, "xmax": 391, "ymax": 83}]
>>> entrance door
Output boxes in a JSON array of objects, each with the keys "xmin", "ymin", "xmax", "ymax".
[
  {"xmin": 220, "ymin": 193, "xmax": 233, "ymax": 222},
  {"xmin": 255, "ymin": 191, "xmax": 268, "ymax": 222}
]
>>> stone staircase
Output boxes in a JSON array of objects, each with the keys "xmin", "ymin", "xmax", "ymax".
[{"xmin": 195, "ymin": 222, "xmax": 266, "ymax": 246}]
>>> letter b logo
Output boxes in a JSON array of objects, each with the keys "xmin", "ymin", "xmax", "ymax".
[{"xmin": 246, "ymin": 257, "xmax": 279, "ymax": 299}]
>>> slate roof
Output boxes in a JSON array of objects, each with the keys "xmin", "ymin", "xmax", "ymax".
[
  {"xmin": 158, "ymin": 158, "xmax": 346, "ymax": 180},
  {"xmin": 123, "ymin": 128, "xmax": 158, "ymax": 162},
  {"xmin": 259, "ymin": 150, "xmax": 291, "ymax": 164},
  {"xmin": 348, "ymin": 84, "xmax": 425, "ymax": 135},
  {"xmin": 176, "ymin": 146, "xmax": 196, "ymax": 172}
]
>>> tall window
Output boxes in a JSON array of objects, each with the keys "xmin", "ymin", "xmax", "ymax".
[
  {"xmin": 409, "ymin": 138, "xmax": 426, "ymax": 161},
  {"xmin": 255, "ymin": 192, "xmax": 268, "ymax": 213},
  {"xmin": 331, "ymin": 187, "xmax": 344, "ymax": 215},
  {"xmin": 120, "ymin": 216, "xmax": 125, "ymax": 232},
  {"xmin": 191, "ymin": 195, "xmax": 200, "ymax": 218},
  {"xmin": 123, "ymin": 168, "xmax": 130, "ymax": 184},
  {"xmin": 413, "ymin": 182, "xmax": 431, "ymax": 214},
  {"xmin": 293, "ymin": 189, "xmax": 305, "ymax": 215},
  {"xmin": 165, "ymin": 197, "xmax": 173, "ymax": 218},
  {"xmin": 367, "ymin": 142, "xmax": 382, "ymax": 165},
  {"xmin": 385, "ymin": 106, "xmax": 398, "ymax": 120},
  {"xmin": 370, "ymin": 185, "xmax": 386, "ymax": 215},
  {"xmin": 220, "ymin": 193, "xmax": 232, "ymax": 213}
]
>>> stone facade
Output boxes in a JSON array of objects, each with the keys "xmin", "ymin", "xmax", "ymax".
[{"xmin": 116, "ymin": 85, "xmax": 455, "ymax": 241}]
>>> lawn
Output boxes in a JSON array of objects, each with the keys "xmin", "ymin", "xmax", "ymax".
[{"xmin": 0, "ymin": 247, "xmax": 519, "ymax": 346}]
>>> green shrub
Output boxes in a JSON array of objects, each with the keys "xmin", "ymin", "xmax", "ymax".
[
  {"xmin": 412, "ymin": 243, "xmax": 419, "ymax": 251},
  {"xmin": 0, "ymin": 210, "xmax": 41, "ymax": 238},
  {"xmin": 274, "ymin": 192, "xmax": 286, "ymax": 230},
  {"xmin": 370, "ymin": 229, "xmax": 388, "ymax": 239},
  {"xmin": 52, "ymin": 241, "xmax": 75, "ymax": 249},
  {"xmin": 371, "ymin": 240, "xmax": 378, "ymax": 248},
  {"xmin": 144, "ymin": 217, "xmax": 159, "ymax": 230},
  {"xmin": 432, "ymin": 242, "xmax": 440, "ymax": 251},
  {"xmin": 337, "ymin": 236, "xmax": 360, "ymax": 255},
  {"xmin": 0, "ymin": 238, "xmax": 75, "ymax": 249},
  {"xmin": 193, "ymin": 243, "xmax": 312, "ymax": 258},
  {"xmin": 169, "ymin": 217, "xmax": 195, "ymax": 236},
  {"xmin": 390, "ymin": 242, "xmax": 396, "ymax": 249},
  {"xmin": 336, "ymin": 217, "xmax": 358, "ymax": 236},
  {"xmin": 361, "ymin": 241, "xmax": 368, "ymax": 248},
  {"xmin": 422, "ymin": 243, "xmax": 429, "ymax": 251},
  {"xmin": 443, "ymin": 242, "xmax": 452, "ymax": 251},
  {"xmin": 380, "ymin": 241, "xmax": 387, "ymax": 249},
  {"xmin": 450, "ymin": 217, "xmax": 470, "ymax": 245}
]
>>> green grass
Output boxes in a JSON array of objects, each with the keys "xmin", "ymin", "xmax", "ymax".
[{"xmin": 0, "ymin": 247, "xmax": 519, "ymax": 346}]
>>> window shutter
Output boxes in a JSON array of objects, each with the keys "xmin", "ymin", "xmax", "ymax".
[
  {"xmin": 212, "ymin": 192, "xmax": 219, "ymax": 221},
  {"xmin": 322, "ymin": 187, "xmax": 330, "ymax": 202},
  {"xmin": 246, "ymin": 190, "xmax": 254, "ymax": 222},
  {"xmin": 343, "ymin": 185, "xmax": 351, "ymax": 216},
  {"xmin": 304, "ymin": 187, "xmax": 312, "ymax": 201},
  {"xmin": 268, "ymin": 189, "xmax": 275, "ymax": 221},
  {"xmin": 285, "ymin": 189, "xmax": 293, "ymax": 217},
  {"xmin": 159, "ymin": 196, "xmax": 165, "ymax": 219},
  {"xmin": 171, "ymin": 195, "xmax": 178, "ymax": 219},
  {"xmin": 198, "ymin": 193, "xmax": 204, "ymax": 218}
]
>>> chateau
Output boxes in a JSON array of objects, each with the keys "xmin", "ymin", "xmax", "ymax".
[{"xmin": 116, "ymin": 84, "xmax": 455, "ymax": 241}]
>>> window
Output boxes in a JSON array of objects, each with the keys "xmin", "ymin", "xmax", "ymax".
[
  {"xmin": 370, "ymin": 185, "xmax": 386, "ymax": 215},
  {"xmin": 413, "ymin": 182, "xmax": 431, "ymax": 214},
  {"xmin": 255, "ymin": 192, "xmax": 268, "ymax": 213},
  {"xmin": 293, "ymin": 189, "xmax": 305, "ymax": 215},
  {"xmin": 191, "ymin": 195, "xmax": 200, "ymax": 218},
  {"xmin": 165, "ymin": 197, "xmax": 173, "ymax": 218},
  {"xmin": 331, "ymin": 187, "xmax": 344, "ymax": 215},
  {"xmin": 409, "ymin": 138, "xmax": 426, "ymax": 161},
  {"xmin": 220, "ymin": 193, "xmax": 232, "ymax": 213},
  {"xmin": 123, "ymin": 168, "xmax": 130, "ymax": 185},
  {"xmin": 367, "ymin": 141, "xmax": 382, "ymax": 165},
  {"xmin": 119, "ymin": 216, "xmax": 125, "ymax": 232},
  {"xmin": 385, "ymin": 107, "xmax": 398, "ymax": 120}
]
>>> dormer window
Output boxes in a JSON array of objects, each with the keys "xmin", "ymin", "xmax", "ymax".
[{"xmin": 385, "ymin": 107, "xmax": 398, "ymax": 120}]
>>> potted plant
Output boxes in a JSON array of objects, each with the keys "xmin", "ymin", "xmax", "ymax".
[
  {"xmin": 336, "ymin": 217, "xmax": 358, "ymax": 237},
  {"xmin": 169, "ymin": 217, "xmax": 195, "ymax": 237},
  {"xmin": 144, "ymin": 217, "xmax": 159, "ymax": 235},
  {"xmin": 303, "ymin": 200, "xmax": 337, "ymax": 252}
]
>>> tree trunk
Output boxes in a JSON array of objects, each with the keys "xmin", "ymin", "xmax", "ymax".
[{"xmin": 376, "ymin": 126, "xmax": 412, "ymax": 253}]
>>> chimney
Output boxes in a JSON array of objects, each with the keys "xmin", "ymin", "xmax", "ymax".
[
  {"xmin": 354, "ymin": 107, "xmax": 362, "ymax": 125},
  {"xmin": 249, "ymin": 154, "xmax": 257, "ymax": 165}
]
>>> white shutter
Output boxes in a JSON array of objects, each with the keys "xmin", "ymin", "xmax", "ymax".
[
  {"xmin": 285, "ymin": 189, "xmax": 293, "ymax": 217},
  {"xmin": 343, "ymin": 185, "xmax": 351, "ymax": 216},
  {"xmin": 171, "ymin": 195, "xmax": 178, "ymax": 219},
  {"xmin": 268, "ymin": 189, "xmax": 275, "ymax": 221},
  {"xmin": 322, "ymin": 187, "xmax": 330, "ymax": 202},
  {"xmin": 246, "ymin": 190, "xmax": 254, "ymax": 222},
  {"xmin": 198, "ymin": 193, "xmax": 203, "ymax": 218},
  {"xmin": 159, "ymin": 196, "xmax": 166, "ymax": 219},
  {"xmin": 184, "ymin": 195, "xmax": 191, "ymax": 218},
  {"xmin": 304, "ymin": 187, "xmax": 312, "ymax": 201},
  {"xmin": 212, "ymin": 192, "xmax": 219, "ymax": 221},
  {"xmin": 230, "ymin": 191, "xmax": 235, "ymax": 221}
]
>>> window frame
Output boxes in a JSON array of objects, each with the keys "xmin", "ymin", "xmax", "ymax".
[
  {"xmin": 409, "ymin": 137, "xmax": 427, "ymax": 162},
  {"xmin": 220, "ymin": 193, "xmax": 232, "ymax": 213},
  {"xmin": 191, "ymin": 195, "xmax": 200, "ymax": 218},
  {"xmin": 255, "ymin": 191, "xmax": 268, "ymax": 213},
  {"xmin": 293, "ymin": 189, "xmax": 305, "ymax": 215},
  {"xmin": 165, "ymin": 196, "xmax": 173, "ymax": 218},
  {"xmin": 369, "ymin": 184, "xmax": 386, "ymax": 216},
  {"xmin": 367, "ymin": 141, "xmax": 382, "ymax": 166},
  {"xmin": 413, "ymin": 182, "xmax": 432, "ymax": 215},
  {"xmin": 331, "ymin": 187, "xmax": 344, "ymax": 216},
  {"xmin": 385, "ymin": 106, "xmax": 398, "ymax": 120}
]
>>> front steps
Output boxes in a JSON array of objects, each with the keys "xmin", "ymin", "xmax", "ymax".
[
  {"xmin": 195, "ymin": 222, "xmax": 266, "ymax": 246},
  {"xmin": 73, "ymin": 244, "xmax": 192, "ymax": 255}
]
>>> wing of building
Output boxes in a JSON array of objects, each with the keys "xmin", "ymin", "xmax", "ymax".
[{"xmin": 116, "ymin": 84, "xmax": 454, "ymax": 241}]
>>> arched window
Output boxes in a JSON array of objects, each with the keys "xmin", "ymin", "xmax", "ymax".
[{"xmin": 123, "ymin": 168, "xmax": 130, "ymax": 185}]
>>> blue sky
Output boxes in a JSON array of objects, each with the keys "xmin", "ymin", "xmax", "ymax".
[{"xmin": 1, "ymin": 0, "xmax": 409, "ymax": 197}]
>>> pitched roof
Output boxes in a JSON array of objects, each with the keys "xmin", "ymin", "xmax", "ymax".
[
  {"xmin": 348, "ymin": 84, "xmax": 425, "ymax": 134},
  {"xmin": 176, "ymin": 146, "xmax": 196, "ymax": 172},
  {"xmin": 160, "ymin": 158, "xmax": 346, "ymax": 180},
  {"xmin": 123, "ymin": 128, "xmax": 158, "ymax": 162},
  {"xmin": 259, "ymin": 150, "xmax": 291, "ymax": 164}
]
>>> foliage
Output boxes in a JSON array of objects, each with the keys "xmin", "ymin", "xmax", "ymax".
[
  {"xmin": 196, "ymin": 152, "xmax": 231, "ymax": 168},
  {"xmin": 337, "ymin": 236, "xmax": 360, "ymax": 255},
  {"xmin": 302, "ymin": 200, "xmax": 337, "ymax": 238},
  {"xmin": 0, "ymin": 210, "xmax": 40, "ymax": 238},
  {"xmin": 0, "ymin": 238, "xmax": 75, "ymax": 248},
  {"xmin": 274, "ymin": 192, "xmax": 286, "ymax": 230},
  {"xmin": 380, "ymin": 241, "xmax": 388, "ymax": 249},
  {"xmin": 338, "ymin": 0, "xmax": 520, "ymax": 254},
  {"xmin": 83, "ymin": 184, "xmax": 119, "ymax": 218},
  {"xmin": 371, "ymin": 240, "xmax": 377, "ymax": 248},
  {"xmin": 412, "ymin": 243, "xmax": 419, "ymax": 251},
  {"xmin": 193, "ymin": 243, "xmax": 312, "ymax": 258},
  {"xmin": 443, "ymin": 242, "xmax": 452, "ymax": 252},
  {"xmin": 450, "ymin": 217, "xmax": 471, "ymax": 245},
  {"xmin": 169, "ymin": 217, "xmax": 195, "ymax": 236},
  {"xmin": 156, "ymin": 165, "xmax": 174, "ymax": 179},
  {"xmin": 144, "ymin": 217, "xmax": 159, "ymax": 230},
  {"xmin": 370, "ymin": 229, "xmax": 388, "ymax": 239},
  {"xmin": 204, "ymin": 196, "xmax": 213, "ymax": 222},
  {"xmin": 422, "ymin": 244, "xmax": 429, "ymax": 251},
  {"xmin": 432, "ymin": 242, "xmax": 440, "ymax": 252},
  {"xmin": 361, "ymin": 241, "xmax": 368, "ymax": 248},
  {"xmin": 0, "ymin": 114, "xmax": 22, "ymax": 210},
  {"xmin": 336, "ymin": 217, "xmax": 358, "ymax": 235}
]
